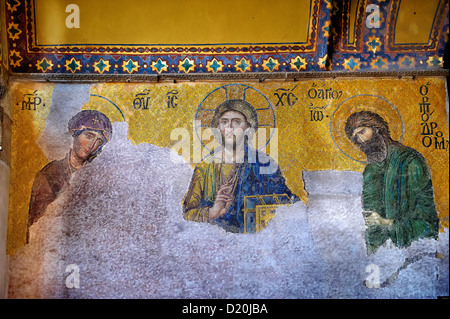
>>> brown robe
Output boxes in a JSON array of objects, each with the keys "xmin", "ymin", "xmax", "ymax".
[{"xmin": 27, "ymin": 152, "xmax": 72, "ymax": 242}]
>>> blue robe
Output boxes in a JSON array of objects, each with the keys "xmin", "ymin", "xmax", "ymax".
[{"xmin": 183, "ymin": 145, "xmax": 299, "ymax": 233}]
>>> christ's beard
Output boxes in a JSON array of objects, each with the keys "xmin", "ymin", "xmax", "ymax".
[
  {"xmin": 221, "ymin": 134, "xmax": 248, "ymax": 164},
  {"xmin": 359, "ymin": 132, "xmax": 387, "ymax": 163},
  {"xmin": 222, "ymin": 134, "xmax": 245, "ymax": 151}
]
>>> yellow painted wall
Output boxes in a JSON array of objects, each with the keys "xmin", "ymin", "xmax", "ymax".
[
  {"xmin": 394, "ymin": 0, "xmax": 441, "ymax": 44},
  {"xmin": 34, "ymin": 0, "xmax": 312, "ymax": 45}
]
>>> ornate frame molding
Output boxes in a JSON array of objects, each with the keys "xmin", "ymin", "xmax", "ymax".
[
  {"xmin": 5, "ymin": 0, "xmax": 330, "ymax": 74},
  {"xmin": 9, "ymin": 69, "xmax": 449, "ymax": 83}
]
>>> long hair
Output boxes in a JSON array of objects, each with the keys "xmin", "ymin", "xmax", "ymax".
[
  {"xmin": 211, "ymin": 99, "xmax": 259, "ymax": 131},
  {"xmin": 345, "ymin": 111, "xmax": 394, "ymax": 144},
  {"xmin": 210, "ymin": 99, "xmax": 258, "ymax": 148}
]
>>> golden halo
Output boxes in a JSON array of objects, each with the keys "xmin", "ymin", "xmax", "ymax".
[
  {"xmin": 82, "ymin": 94, "xmax": 126, "ymax": 123},
  {"xmin": 330, "ymin": 94, "xmax": 404, "ymax": 163},
  {"xmin": 194, "ymin": 84, "xmax": 276, "ymax": 152}
]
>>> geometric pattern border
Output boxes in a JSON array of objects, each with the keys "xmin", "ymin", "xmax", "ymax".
[
  {"xmin": 5, "ymin": 0, "xmax": 331, "ymax": 74},
  {"xmin": 331, "ymin": 0, "xmax": 449, "ymax": 71},
  {"xmin": 4, "ymin": 0, "xmax": 449, "ymax": 75}
]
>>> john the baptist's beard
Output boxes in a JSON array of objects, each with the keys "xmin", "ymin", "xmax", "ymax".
[{"xmin": 358, "ymin": 131, "xmax": 387, "ymax": 163}]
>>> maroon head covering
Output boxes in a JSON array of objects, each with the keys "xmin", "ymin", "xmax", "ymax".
[{"xmin": 68, "ymin": 110, "xmax": 113, "ymax": 141}]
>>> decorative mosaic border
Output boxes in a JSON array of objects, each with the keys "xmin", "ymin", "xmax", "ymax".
[
  {"xmin": 5, "ymin": 0, "xmax": 332, "ymax": 74},
  {"xmin": 9, "ymin": 69, "xmax": 449, "ymax": 84},
  {"xmin": 338, "ymin": 0, "xmax": 368, "ymax": 53},
  {"xmin": 4, "ymin": 0, "xmax": 449, "ymax": 75},
  {"xmin": 331, "ymin": 0, "xmax": 449, "ymax": 71},
  {"xmin": 385, "ymin": 0, "xmax": 448, "ymax": 52}
]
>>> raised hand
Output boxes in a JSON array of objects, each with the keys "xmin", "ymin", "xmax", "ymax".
[{"xmin": 208, "ymin": 181, "xmax": 233, "ymax": 221}]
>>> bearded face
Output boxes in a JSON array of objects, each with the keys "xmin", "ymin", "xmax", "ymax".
[
  {"xmin": 351, "ymin": 126, "xmax": 387, "ymax": 163},
  {"xmin": 216, "ymin": 110, "xmax": 250, "ymax": 151}
]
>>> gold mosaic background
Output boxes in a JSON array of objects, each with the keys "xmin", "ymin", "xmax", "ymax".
[{"xmin": 7, "ymin": 78, "xmax": 449, "ymax": 254}]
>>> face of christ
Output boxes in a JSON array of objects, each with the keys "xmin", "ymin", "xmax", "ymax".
[{"xmin": 216, "ymin": 110, "xmax": 250, "ymax": 152}]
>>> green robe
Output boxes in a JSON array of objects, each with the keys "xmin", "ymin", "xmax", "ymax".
[{"xmin": 362, "ymin": 143, "xmax": 439, "ymax": 253}]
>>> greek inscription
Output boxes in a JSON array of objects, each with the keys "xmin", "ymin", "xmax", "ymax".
[
  {"xmin": 133, "ymin": 89, "xmax": 150, "ymax": 110},
  {"xmin": 167, "ymin": 90, "xmax": 179, "ymax": 108},
  {"xmin": 310, "ymin": 110, "xmax": 324, "ymax": 122},
  {"xmin": 274, "ymin": 86, "xmax": 298, "ymax": 107},
  {"xmin": 418, "ymin": 83, "xmax": 448, "ymax": 150},
  {"xmin": 307, "ymin": 83, "xmax": 343, "ymax": 100},
  {"xmin": 305, "ymin": 83, "xmax": 339, "ymax": 122},
  {"xmin": 18, "ymin": 90, "xmax": 45, "ymax": 111}
]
